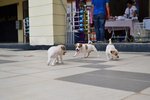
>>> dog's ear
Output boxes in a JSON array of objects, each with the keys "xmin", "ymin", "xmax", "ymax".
[
  {"xmin": 61, "ymin": 45, "xmax": 66, "ymax": 50},
  {"xmin": 110, "ymin": 50, "xmax": 115, "ymax": 54},
  {"xmin": 111, "ymin": 50, "xmax": 119, "ymax": 57},
  {"xmin": 79, "ymin": 43, "xmax": 82, "ymax": 48}
]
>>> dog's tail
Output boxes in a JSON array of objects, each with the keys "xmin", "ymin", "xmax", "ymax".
[
  {"xmin": 88, "ymin": 40, "xmax": 96, "ymax": 46},
  {"xmin": 88, "ymin": 40, "xmax": 93, "ymax": 44},
  {"xmin": 109, "ymin": 38, "xmax": 112, "ymax": 44}
]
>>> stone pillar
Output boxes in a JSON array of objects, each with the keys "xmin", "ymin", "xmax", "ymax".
[
  {"xmin": 29, "ymin": 0, "xmax": 67, "ymax": 45},
  {"xmin": 17, "ymin": 1, "xmax": 24, "ymax": 43},
  {"xmin": 53, "ymin": 0, "xmax": 67, "ymax": 45}
]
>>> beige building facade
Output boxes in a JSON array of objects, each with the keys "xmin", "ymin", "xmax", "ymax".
[
  {"xmin": 0, "ymin": 0, "xmax": 149, "ymax": 45},
  {"xmin": 0, "ymin": 0, "xmax": 67, "ymax": 45},
  {"xmin": 29, "ymin": 0, "xmax": 67, "ymax": 45}
]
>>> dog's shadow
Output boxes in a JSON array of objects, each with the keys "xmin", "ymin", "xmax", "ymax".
[
  {"xmin": 55, "ymin": 62, "xmax": 66, "ymax": 65},
  {"xmin": 65, "ymin": 57, "xmax": 106, "ymax": 64},
  {"xmin": 109, "ymin": 58, "xmax": 123, "ymax": 61}
]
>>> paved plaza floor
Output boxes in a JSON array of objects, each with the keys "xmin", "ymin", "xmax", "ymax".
[{"xmin": 0, "ymin": 48, "xmax": 150, "ymax": 100}]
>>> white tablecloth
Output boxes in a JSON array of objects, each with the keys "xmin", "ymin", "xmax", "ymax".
[{"xmin": 105, "ymin": 19, "xmax": 139, "ymax": 36}]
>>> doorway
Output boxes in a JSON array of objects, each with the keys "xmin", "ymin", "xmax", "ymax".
[{"xmin": 0, "ymin": 4, "xmax": 18, "ymax": 43}]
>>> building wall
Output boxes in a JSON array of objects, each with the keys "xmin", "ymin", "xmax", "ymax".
[
  {"xmin": 17, "ymin": 0, "xmax": 24, "ymax": 43},
  {"xmin": 29, "ymin": 0, "xmax": 54, "ymax": 45},
  {"xmin": 0, "ymin": 0, "xmax": 24, "ymax": 43},
  {"xmin": 53, "ymin": 0, "xmax": 67, "ymax": 45},
  {"xmin": 29, "ymin": 0, "xmax": 67, "ymax": 45}
]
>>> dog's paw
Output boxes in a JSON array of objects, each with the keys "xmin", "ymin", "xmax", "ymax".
[
  {"xmin": 73, "ymin": 54, "xmax": 77, "ymax": 57},
  {"xmin": 84, "ymin": 56, "xmax": 88, "ymax": 58},
  {"xmin": 56, "ymin": 61, "xmax": 59, "ymax": 64}
]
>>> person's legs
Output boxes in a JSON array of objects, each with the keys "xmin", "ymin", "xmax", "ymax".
[
  {"xmin": 94, "ymin": 14, "xmax": 106, "ymax": 42},
  {"xmin": 93, "ymin": 15, "xmax": 100, "ymax": 41},
  {"xmin": 98, "ymin": 14, "xmax": 106, "ymax": 41}
]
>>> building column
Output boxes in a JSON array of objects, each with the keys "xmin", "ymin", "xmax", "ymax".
[
  {"xmin": 17, "ymin": 1, "xmax": 24, "ymax": 43},
  {"xmin": 53, "ymin": 0, "xmax": 67, "ymax": 45},
  {"xmin": 29, "ymin": 0, "xmax": 67, "ymax": 45}
]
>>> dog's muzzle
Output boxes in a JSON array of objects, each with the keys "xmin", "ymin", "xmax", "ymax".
[
  {"xmin": 76, "ymin": 48, "xmax": 80, "ymax": 52},
  {"xmin": 117, "ymin": 56, "xmax": 119, "ymax": 58}
]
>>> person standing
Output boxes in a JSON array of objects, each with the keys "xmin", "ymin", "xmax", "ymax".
[{"xmin": 92, "ymin": 0, "xmax": 110, "ymax": 42}]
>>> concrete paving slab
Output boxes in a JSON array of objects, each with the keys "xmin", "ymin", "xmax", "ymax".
[
  {"xmin": 0, "ymin": 65, "xmax": 28, "ymax": 71},
  {"xmin": 66, "ymin": 58, "xmax": 106, "ymax": 64},
  {"xmin": 0, "ymin": 80, "xmax": 134, "ymax": 100},
  {"xmin": 107, "ymin": 56, "xmax": 150, "ymax": 74},
  {"xmin": 141, "ymin": 87, "xmax": 150, "ymax": 95},
  {"xmin": 57, "ymin": 70, "xmax": 150, "ymax": 92},
  {"xmin": 0, "ymin": 76, "xmax": 47, "ymax": 89},
  {"xmin": 77, "ymin": 63, "xmax": 114, "ymax": 69},
  {"xmin": 124, "ymin": 94, "xmax": 150, "ymax": 100},
  {"xmin": 0, "ymin": 59, "xmax": 17, "ymax": 64},
  {"xmin": 30, "ymin": 66, "xmax": 98, "ymax": 79},
  {"xmin": 0, "ymin": 71, "xmax": 19, "ymax": 79},
  {"xmin": 0, "ymin": 48, "xmax": 150, "ymax": 100},
  {"xmin": 7, "ymin": 68, "xmax": 47, "ymax": 75}
]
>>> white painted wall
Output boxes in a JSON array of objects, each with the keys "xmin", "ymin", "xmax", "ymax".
[
  {"xmin": 29, "ymin": 0, "xmax": 67, "ymax": 45},
  {"xmin": 29, "ymin": 0, "xmax": 54, "ymax": 45},
  {"xmin": 53, "ymin": 0, "xmax": 67, "ymax": 45}
]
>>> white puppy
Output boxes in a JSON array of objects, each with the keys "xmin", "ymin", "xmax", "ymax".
[
  {"xmin": 74, "ymin": 43, "xmax": 99, "ymax": 58},
  {"xmin": 47, "ymin": 45, "xmax": 66, "ymax": 66},
  {"xmin": 106, "ymin": 39, "xmax": 119, "ymax": 60}
]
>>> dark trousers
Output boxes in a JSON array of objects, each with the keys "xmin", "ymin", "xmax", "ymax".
[{"xmin": 93, "ymin": 14, "xmax": 106, "ymax": 41}]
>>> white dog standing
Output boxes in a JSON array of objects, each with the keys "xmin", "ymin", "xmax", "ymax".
[
  {"xmin": 47, "ymin": 45, "xmax": 66, "ymax": 66},
  {"xmin": 106, "ymin": 39, "xmax": 119, "ymax": 60},
  {"xmin": 74, "ymin": 43, "xmax": 99, "ymax": 58}
]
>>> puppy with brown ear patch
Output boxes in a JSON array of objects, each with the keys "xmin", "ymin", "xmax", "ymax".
[
  {"xmin": 74, "ymin": 43, "xmax": 99, "ymax": 58},
  {"xmin": 106, "ymin": 39, "xmax": 119, "ymax": 60},
  {"xmin": 47, "ymin": 45, "xmax": 66, "ymax": 66}
]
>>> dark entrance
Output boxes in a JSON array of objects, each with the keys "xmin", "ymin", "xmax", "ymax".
[{"xmin": 0, "ymin": 4, "xmax": 18, "ymax": 43}]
